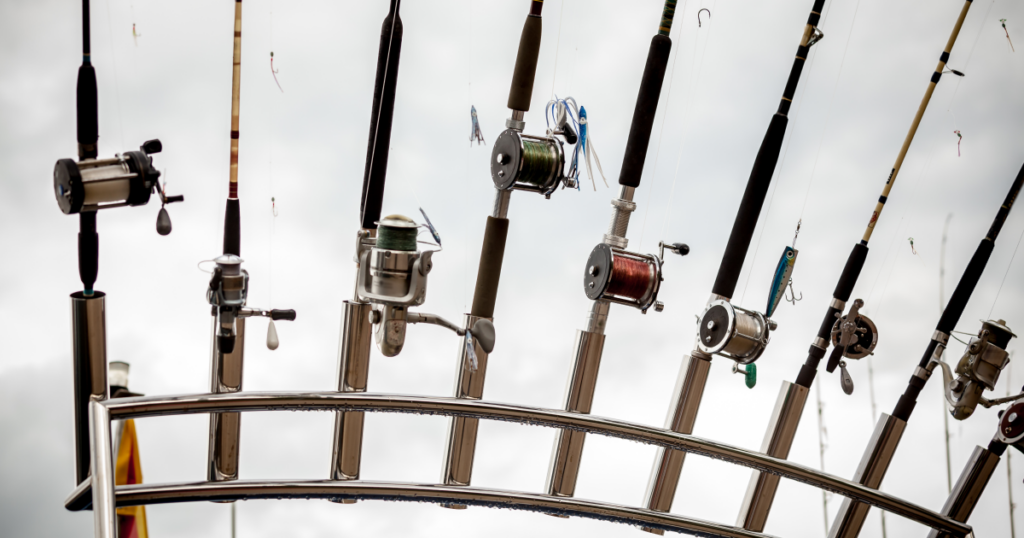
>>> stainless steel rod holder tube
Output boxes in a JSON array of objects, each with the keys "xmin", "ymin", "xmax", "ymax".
[
  {"xmin": 442, "ymin": 314, "xmax": 492, "ymax": 490},
  {"xmin": 208, "ymin": 317, "xmax": 245, "ymax": 482},
  {"xmin": 547, "ymin": 323, "xmax": 607, "ymax": 497},
  {"xmin": 643, "ymin": 352, "xmax": 712, "ymax": 524},
  {"xmin": 926, "ymin": 445, "xmax": 1001, "ymax": 538},
  {"xmin": 89, "ymin": 400, "xmax": 115, "ymax": 538},
  {"xmin": 72, "ymin": 291, "xmax": 109, "ymax": 485},
  {"xmin": 828, "ymin": 413, "xmax": 907, "ymax": 538},
  {"xmin": 331, "ymin": 301, "xmax": 373, "ymax": 483},
  {"xmin": 736, "ymin": 381, "xmax": 810, "ymax": 531}
]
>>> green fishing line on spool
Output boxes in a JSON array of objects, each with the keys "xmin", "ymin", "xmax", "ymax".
[
  {"xmin": 376, "ymin": 214, "xmax": 419, "ymax": 251},
  {"xmin": 518, "ymin": 139, "xmax": 560, "ymax": 188}
]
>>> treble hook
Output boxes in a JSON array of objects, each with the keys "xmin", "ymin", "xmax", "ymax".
[
  {"xmin": 698, "ymin": 8, "xmax": 711, "ymax": 27},
  {"xmin": 784, "ymin": 278, "xmax": 802, "ymax": 305}
]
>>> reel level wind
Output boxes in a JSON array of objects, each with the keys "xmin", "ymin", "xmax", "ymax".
[
  {"xmin": 53, "ymin": 139, "xmax": 183, "ymax": 234},
  {"xmin": 355, "ymin": 214, "xmax": 495, "ymax": 359}
]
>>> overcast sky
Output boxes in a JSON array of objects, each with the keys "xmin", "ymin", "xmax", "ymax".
[{"xmin": 2, "ymin": 0, "xmax": 1024, "ymax": 537}]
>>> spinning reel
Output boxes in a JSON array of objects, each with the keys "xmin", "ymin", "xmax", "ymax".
[
  {"xmin": 583, "ymin": 241, "xmax": 688, "ymax": 314},
  {"xmin": 54, "ymin": 139, "xmax": 183, "ymax": 235},
  {"xmin": 825, "ymin": 299, "xmax": 879, "ymax": 395},
  {"xmin": 205, "ymin": 254, "xmax": 296, "ymax": 354},
  {"xmin": 937, "ymin": 319, "xmax": 1020, "ymax": 420},
  {"xmin": 696, "ymin": 300, "xmax": 776, "ymax": 365},
  {"xmin": 355, "ymin": 214, "xmax": 495, "ymax": 359}
]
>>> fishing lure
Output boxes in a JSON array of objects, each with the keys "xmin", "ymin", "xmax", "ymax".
[
  {"xmin": 908, "ymin": 237, "xmax": 917, "ymax": 255},
  {"xmin": 272, "ymin": 196, "xmax": 278, "ymax": 217},
  {"xmin": 1002, "ymin": 19, "xmax": 1016, "ymax": 52},
  {"xmin": 419, "ymin": 207, "xmax": 442, "ymax": 247},
  {"xmin": 470, "ymin": 105, "xmax": 485, "ymax": 146},
  {"xmin": 132, "ymin": 23, "xmax": 140, "ymax": 46},
  {"xmin": 954, "ymin": 130, "xmax": 962, "ymax": 157},
  {"xmin": 270, "ymin": 52, "xmax": 283, "ymax": 92},
  {"xmin": 547, "ymin": 96, "xmax": 607, "ymax": 191},
  {"xmin": 766, "ymin": 220, "xmax": 802, "ymax": 318}
]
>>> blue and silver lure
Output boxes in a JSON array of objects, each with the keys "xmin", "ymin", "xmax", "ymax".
[
  {"xmin": 546, "ymin": 96, "xmax": 607, "ymax": 191},
  {"xmin": 766, "ymin": 220, "xmax": 802, "ymax": 318},
  {"xmin": 470, "ymin": 105, "xmax": 485, "ymax": 146}
]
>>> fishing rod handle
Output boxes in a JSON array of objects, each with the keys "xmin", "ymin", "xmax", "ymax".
[
  {"xmin": 470, "ymin": 216, "xmax": 510, "ymax": 319},
  {"xmin": 223, "ymin": 199, "xmax": 241, "ymax": 256},
  {"xmin": 78, "ymin": 212, "xmax": 98, "ymax": 293},
  {"xmin": 506, "ymin": 3, "xmax": 544, "ymax": 112},
  {"xmin": 76, "ymin": 61, "xmax": 98, "ymax": 160},
  {"xmin": 359, "ymin": 0, "xmax": 403, "ymax": 230},
  {"xmin": 710, "ymin": 114, "xmax": 787, "ymax": 298},
  {"xmin": 617, "ymin": 34, "xmax": 672, "ymax": 188},
  {"xmin": 794, "ymin": 243, "xmax": 869, "ymax": 387},
  {"xmin": 935, "ymin": 240, "xmax": 993, "ymax": 336}
]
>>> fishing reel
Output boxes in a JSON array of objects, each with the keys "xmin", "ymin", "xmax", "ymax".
[
  {"xmin": 824, "ymin": 299, "xmax": 879, "ymax": 395},
  {"xmin": 583, "ymin": 241, "xmax": 688, "ymax": 314},
  {"xmin": 491, "ymin": 130, "xmax": 576, "ymax": 197},
  {"xmin": 355, "ymin": 214, "xmax": 496, "ymax": 359},
  {"xmin": 997, "ymin": 401, "xmax": 1024, "ymax": 453},
  {"xmin": 935, "ymin": 319, "xmax": 1020, "ymax": 421},
  {"xmin": 53, "ymin": 139, "xmax": 183, "ymax": 234},
  {"xmin": 205, "ymin": 254, "xmax": 296, "ymax": 354},
  {"xmin": 696, "ymin": 300, "xmax": 775, "ymax": 365}
]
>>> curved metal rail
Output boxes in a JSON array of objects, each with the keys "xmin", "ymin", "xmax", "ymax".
[
  {"xmin": 117, "ymin": 480, "xmax": 775, "ymax": 538},
  {"xmin": 86, "ymin": 392, "xmax": 971, "ymax": 537}
]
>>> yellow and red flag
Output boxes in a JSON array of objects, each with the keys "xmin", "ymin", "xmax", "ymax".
[{"xmin": 115, "ymin": 419, "xmax": 149, "ymax": 538}]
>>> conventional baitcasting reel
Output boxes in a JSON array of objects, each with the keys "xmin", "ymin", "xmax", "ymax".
[
  {"xmin": 583, "ymin": 241, "xmax": 688, "ymax": 313},
  {"xmin": 355, "ymin": 214, "xmax": 495, "ymax": 360},
  {"xmin": 491, "ymin": 129, "xmax": 577, "ymax": 197},
  {"xmin": 696, "ymin": 300, "xmax": 776, "ymax": 365},
  {"xmin": 937, "ymin": 319, "xmax": 1022, "ymax": 420},
  {"xmin": 53, "ymin": 139, "xmax": 183, "ymax": 234},
  {"xmin": 825, "ymin": 298, "xmax": 879, "ymax": 395},
  {"xmin": 205, "ymin": 254, "xmax": 296, "ymax": 354}
]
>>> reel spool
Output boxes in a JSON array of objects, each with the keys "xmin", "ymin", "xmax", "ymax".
[
  {"xmin": 53, "ymin": 139, "xmax": 183, "ymax": 233},
  {"xmin": 948, "ymin": 319, "xmax": 1016, "ymax": 420},
  {"xmin": 491, "ymin": 130, "xmax": 573, "ymax": 196},
  {"xmin": 206, "ymin": 254, "xmax": 296, "ymax": 354},
  {"xmin": 696, "ymin": 300, "xmax": 775, "ymax": 364},
  {"xmin": 583, "ymin": 242, "xmax": 688, "ymax": 314}
]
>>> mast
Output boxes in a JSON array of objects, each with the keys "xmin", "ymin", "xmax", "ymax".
[{"xmin": 736, "ymin": 1, "xmax": 976, "ymax": 532}]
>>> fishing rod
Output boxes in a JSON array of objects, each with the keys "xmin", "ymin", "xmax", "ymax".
[
  {"xmin": 57, "ymin": 0, "xmax": 183, "ymax": 487},
  {"xmin": 736, "ymin": 1, "xmax": 976, "ymax": 532},
  {"xmin": 641, "ymin": 0, "xmax": 827, "ymax": 525},
  {"xmin": 205, "ymin": 0, "xmax": 296, "ymax": 484},
  {"xmin": 545, "ymin": 0, "xmax": 689, "ymax": 500},
  {"xmin": 440, "ymin": 0, "xmax": 573, "ymax": 492},
  {"xmin": 828, "ymin": 160, "xmax": 1024, "ymax": 538},
  {"xmin": 332, "ymin": 0, "xmax": 495, "ymax": 487}
]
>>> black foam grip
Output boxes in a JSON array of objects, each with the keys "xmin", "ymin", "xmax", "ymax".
[
  {"xmin": 507, "ymin": 15, "xmax": 542, "ymax": 112},
  {"xmin": 359, "ymin": 3, "xmax": 403, "ymax": 230},
  {"xmin": 987, "ymin": 161, "xmax": 1024, "ymax": 241},
  {"xmin": 78, "ymin": 212, "xmax": 98, "ymax": 293},
  {"xmin": 989, "ymin": 439, "xmax": 1008, "ymax": 456},
  {"xmin": 711, "ymin": 113, "xmax": 788, "ymax": 298},
  {"xmin": 618, "ymin": 34, "xmax": 672, "ymax": 188},
  {"xmin": 76, "ymin": 64, "xmax": 98, "ymax": 158},
  {"xmin": 825, "ymin": 346, "xmax": 843, "ymax": 373},
  {"xmin": 223, "ymin": 198, "xmax": 241, "ymax": 256},
  {"xmin": 937, "ymin": 240, "xmax": 993, "ymax": 333},
  {"xmin": 833, "ymin": 243, "xmax": 869, "ymax": 301},
  {"xmin": 271, "ymin": 309, "xmax": 296, "ymax": 321},
  {"xmin": 892, "ymin": 393, "xmax": 917, "ymax": 422},
  {"xmin": 470, "ymin": 216, "xmax": 510, "ymax": 319},
  {"xmin": 795, "ymin": 343, "xmax": 827, "ymax": 387},
  {"xmin": 817, "ymin": 306, "xmax": 841, "ymax": 340}
]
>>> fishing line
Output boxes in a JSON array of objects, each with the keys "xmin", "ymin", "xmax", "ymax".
[
  {"xmin": 103, "ymin": 0, "xmax": 126, "ymax": 149},
  {"xmin": 987, "ymin": 213, "xmax": 1024, "ymax": 318},
  {"xmin": 635, "ymin": 0, "xmax": 688, "ymax": 252},
  {"xmin": 548, "ymin": 0, "xmax": 566, "ymax": 101},
  {"xmin": 736, "ymin": 0, "xmax": 838, "ymax": 305},
  {"xmin": 658, "ymin": 0, "xmax": 719, "ymax": 241}
]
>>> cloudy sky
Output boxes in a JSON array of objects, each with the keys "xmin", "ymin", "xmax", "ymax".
[{"xmin": 2, "ymin": 0, "xmax": 1024, "ymax": 536}]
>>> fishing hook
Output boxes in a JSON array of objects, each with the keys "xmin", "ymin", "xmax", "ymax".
[
  {"xmin": 270, "ymin": 52, "xmax": 283, "ymax": 92},
  {"xmin": 784, "ymin": 278, "xmax": 802, "ymax": 305},
  {"xmin": 272, "ymin": 197, "xmax": 278, "ymax": 217},
  {"xmin": 1001, "ymin": 19, "xmax": 1015, "ymax": 53},
  {"xmin": 954, "ymin": 130, "xmax": 962, "ymax": 157},
  {"xmin": 697, "ymin": 8, "xmax": 711, "ymax": 28},
  {"xmin": 908, "ymin": 237, "xmax": 917, "ymax": 255}
]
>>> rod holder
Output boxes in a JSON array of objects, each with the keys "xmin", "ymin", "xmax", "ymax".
[
  {"xmin": 207, "ymin": 317, "xmax": 245, "ymax": 482},
  {"xmin": 72, "ymin": 291, "xmax": 109, "ymax": 485},
  {"xmin": 331, "ymin": 301, "xmax": 373, "ymax": 486},
  {"xmin": 441, "ymin": 314, "xmax": 493, "ymax": 493},
  {"xmin": 926, "ymin": 445, "xmax": 1001, "ymax": 538}
]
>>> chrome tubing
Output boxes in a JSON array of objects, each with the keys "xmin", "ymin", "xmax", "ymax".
[
  {"xmin": 736, "ymin": 381, "xmax": 810, "ymax": 531},
  {"xmin": 94, "ymin": 391, "xmax": 970, "ymax": 536},
  {"xmin": 331, "ymin": 301, "xmax": 373, "ymax": 482},
  {"xmin": 828, "ymin": 413, "xmax": 907, "ymax": 538},
  {"xmin": 926, "ymin": 445, "xmax": 1002, "ymax": 538},
  {"xmin": 72, "ymin": 291, "xmax": 109, "ymax": 484},
  {"xmin": 89, "ymin": 401, "xmax": 115, "ymax": 538},
  {"xmin": 644, "ymin": 352, "xmax": 712, "ymax": 518},
  {"xmin": 114, "ymin": 479, "xmax": 776, "ymax": 538},
  {"xmin": 442, "ymin": 314, "xmax": 492, "ymax": 490},
  {"xmin": 208, "ymin": 317, "xmax": 245, "ymax": 482}
]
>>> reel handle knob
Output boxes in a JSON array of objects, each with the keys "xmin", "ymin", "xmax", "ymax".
[
  {"xmin": 671, "ymin": 243, "xmax": 689, "ymax": 256},
  {"xmin": 562, "ymin": 124, "xmax": 578, "ymax": 145},
  {"xmin": 165, "ymin": 195, "xmax": 184, "ymax": 204},
  {"xmin": 270, "ymin": 309, "xmax": 297, "ymax": 321},
  {"xmin": 141, "ymin": 139, "xmax": 163, "ymax": 155}
]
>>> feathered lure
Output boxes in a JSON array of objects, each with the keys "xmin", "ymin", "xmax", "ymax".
[
  {"xmin": 546, "ymin": 96, "xmax": 607, "ymax": 191},
  {"xmin": 470, "ymin": 105, "xmax": 485, "ymax": 146}
]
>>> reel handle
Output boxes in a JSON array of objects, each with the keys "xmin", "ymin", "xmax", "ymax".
[{"xmin": 270, "ymin": 309, "xmax": 297, "ymax": 321}]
